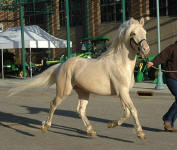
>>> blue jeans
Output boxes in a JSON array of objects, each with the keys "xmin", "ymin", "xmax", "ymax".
[{"xmin": 163, "ymin": 78, "xmax": 177, "ymax": 127}]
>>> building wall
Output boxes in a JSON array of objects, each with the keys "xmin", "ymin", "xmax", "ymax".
[
  {"xmin": 0, "ymin": 0, "xmax": 177, "ymax": 63},
  {"xmin": 53, "ymin": 25, "xmax": 84, "ymax": 59},
  {"xmin": 98, "ymin": 16, "xmax": 177, "ymax": 57},
  {"xmin": 0, "ymin": 8, "xmax": 21, "ymax": 64},
  {"xmin": 90, "ymin": 0, "xmax": 101, "ymax": 36},
  {"xmin": 130, "ymin": 0, "xmax": 150, "ymax": 20},
  {"xmin": 145, "ymin": 16, "xmax": 177, "ymax": 56},
  {"xmin": 0, "ymin": 10, "xmax": 20, "ymax": 30}
]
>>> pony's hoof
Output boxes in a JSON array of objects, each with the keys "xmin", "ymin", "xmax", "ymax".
[
  {"xmin": 41, "ymin": 121, "xmax": 50, "ymax": 134},
  {"xmin": 87, "ymin": 126, "xmax": 97, "ymax": 137},
  {"xmin": 41, "ymin": 126, "xmax": 48, "ymax": 133},
  {"xmin": 117, "ymin": 121, "xmax": 123, "ymax": 126},
  {"xmin": 87, "ymin": 131, "xmax": 97, "ymax": 137},
  {"xmin": 107, "ymin": 121, "xmax": 117, "ymax": 128},
  {"xmin": 137, "ymin": 131, "xmax": 146, "ymax": 140}
]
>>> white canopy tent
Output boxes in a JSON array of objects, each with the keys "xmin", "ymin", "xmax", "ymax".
[{"xmin": 0, "ymin": 25, "xmax": 72, "ymax": 78}]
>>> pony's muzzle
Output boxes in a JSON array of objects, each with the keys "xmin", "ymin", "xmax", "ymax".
[{"xmin": 140, "ymin": 40, "xmax": 150, "ymax": 55}]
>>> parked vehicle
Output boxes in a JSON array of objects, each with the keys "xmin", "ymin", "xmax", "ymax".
[
  {"xmin": 81, "ymin": 36, "xmax": 109, "ymax": 58},
  {"xmin": 0, "ymin": 51, "xmax": 30, "ymax": 78}
]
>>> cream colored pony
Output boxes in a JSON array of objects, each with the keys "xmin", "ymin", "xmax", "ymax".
[{"xmin": 9, "ymin": 18, "xmax": 150, "ymax": 139}]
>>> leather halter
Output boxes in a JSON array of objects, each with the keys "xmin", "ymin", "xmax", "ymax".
[{"xmin": 130, "ymin": 37, "xmax": 146, "ymax": 53}]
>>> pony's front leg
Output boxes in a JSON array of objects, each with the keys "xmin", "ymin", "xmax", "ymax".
[
  {"xmin": 76, "ymin": 100, "xmax": 81, "ymax": 115},
  {"xmin": 107, "ymin": 100, "xmax": 130, "ymax": 128},
  {"xmin": 76, "ymin": 89, "xmax": 96, "ymax": 136},
  {"xmin": 120, "ymin": 89, "xmax": 146, "ymax": 139},
  {"xmin": 78, "ymin": 99, "xmax": 96, "ymax": 136},
  {"xmin": 41, "ymin": 97, "xmax": 63, "ymax": 133},
  {"xmin": 118, "ymin": 100, "xmax": 131, "ymax": 126}
]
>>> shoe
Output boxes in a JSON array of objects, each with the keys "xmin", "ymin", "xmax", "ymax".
[{"xmin": 164, "ymin": 121, "xmax": 177, "ymax": 132}]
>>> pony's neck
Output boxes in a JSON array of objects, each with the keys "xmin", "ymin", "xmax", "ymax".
[
  {"xmin": 101, "ymin": 35, "xmax": 136, "ymax": 60},
  {"xmin": 99, "ymin": 34, "xmax": 123, "ymax": 58},
  {"xmin": 99, "ymin": 22, "xmax": 137, "ymax": 68},
  {"xmin": 115, "ymin": 41, "xmax": 137, "ymax": 66},
  {"xmin": 99, "ymin": 34, "xmax": 137, "ymax": 72}
]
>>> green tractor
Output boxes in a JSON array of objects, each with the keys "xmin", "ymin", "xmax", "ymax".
[
  {"xmin": 0, "ymin": 51, "xmax": 30, "ymax": 78},
  {"xmin": 81, "ymin": 36, "xmax": 109, "ymax": 58}
]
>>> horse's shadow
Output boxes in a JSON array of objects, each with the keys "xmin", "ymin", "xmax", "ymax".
[
  {"xmin": 121, "ymin": 123, "xmax": 165, "ymax": 132},
  {"xmin": 21, "ymin": 105, "xmax": 111, "ymax": 124},
  {"xmin": 51, "ymin": 124, "xmax": 134, "ymax": 143},
  {"xmin": 0, "ymin": 110, "xmax": 133, "ymax": 143},
  {"xmin": 0, "ymin": 111, "xmax": 40, "ymax": 136},
  {"xmin": 21, "ymin": 105, "xmax": 165, "ymax": 132},
  {"xmin": 0, "ymin": 105, "xmax": 164, "ymax": 142}
]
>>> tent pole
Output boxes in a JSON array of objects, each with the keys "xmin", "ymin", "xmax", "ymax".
[
  {"xmin": 1, "ymin": 49, "xmax": 4, "ymax": 79},
  {"xmin": 30, "ymin": 48, "xmax": 32, "ymax": 78}
]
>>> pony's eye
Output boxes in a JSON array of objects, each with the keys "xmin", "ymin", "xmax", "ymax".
[{"xmin": 130, "ymin": 32, "xmax": 136, "ymax": 37}]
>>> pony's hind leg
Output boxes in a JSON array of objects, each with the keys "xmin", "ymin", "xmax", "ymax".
[
  {"xmin": 41, "ymin": 68, "xmax": 73, "ymax": 133},
  {"xmin": 41, "ymin": 96, "xmax": 63, "ymax": 133},
  {"xmin": 76, "ymin": 89, "xmax": 96, "ymax": 136},
  {"xmin": 107, "ymin": 99, "xmax": 130, "ymax": 128}
]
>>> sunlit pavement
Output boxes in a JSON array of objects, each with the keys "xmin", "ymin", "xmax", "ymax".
[{"xmin": 0, "ymin": 79, "xmax": 176, "ymax": 150}]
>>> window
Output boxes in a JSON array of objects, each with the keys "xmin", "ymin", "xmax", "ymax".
[
  {"xmin": 100, "ymin": 0, "xmax": 129, "ymax": 23},
  {"xmin": 59, "ymin": 0, "xmax": 65, "ymax": 26},
  {"xmin": 149, "ymin": 0, "xmax": 177, "ymax": 17},
  {"xmin": 168, "ymin": 0, "xmax": 177, "ymax": 16},
  {"xmin": 59, "ymin": 0, "xmax": 83, "ymax": 27},
  {"xmin": 24, "ymin": 2, "xmax": 51, "ymax": 31},
  {"xmin": 70, "ymin": 0, "xmax": 83, "ymax": 26}
]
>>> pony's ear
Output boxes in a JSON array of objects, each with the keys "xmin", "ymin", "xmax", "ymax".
[
  {"xmin": 130, "ymin": 18, "xmax": 135, "ymax": 25},
  {"xmin": 139, "ymin": 18, "xmax": 144, "ymax": 26}
]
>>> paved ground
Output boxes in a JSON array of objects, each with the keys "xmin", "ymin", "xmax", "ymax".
[{"xmin": 0, "ymin": 79, "xmax": 176, "ymax": 150}]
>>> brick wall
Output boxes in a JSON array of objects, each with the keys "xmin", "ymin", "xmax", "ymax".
[
  {"xmin": 130, "ymin": 0, "xmax": 150, "ymax": 20},
  {"xmin": 0, "ymin": 8, "xmax": 21, "ymax": 63},
  {"xmin": 1, "ymin": 1, "xmax": 177, "ymax": 62},
  {"xmin": 90, "ymin": 0, "xmax": 101, "ymax": 36},
  {"xmin": 0, "ymin": 10, "xmax": 20, "ymax": 30}
]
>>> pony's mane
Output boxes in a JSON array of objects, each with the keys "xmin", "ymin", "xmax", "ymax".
[{"xmin": 99, "ymin": 19, "xmax": 139, "ymax": 58}]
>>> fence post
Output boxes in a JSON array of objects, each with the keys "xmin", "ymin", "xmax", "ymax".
[
  {"xmin": 65, "ymin": 0, "xmax": 71, "ymax": 58},
  {"xmin": 20, "ymin": 0, "xmax": 26, "ymax": 78},
  {"xmin": 121, "ymin": 0, "xmax": 126, "ymax": 22},
  {"xmin": 155, "ymin": 0, "xmax": 165, "ymax": 89}
]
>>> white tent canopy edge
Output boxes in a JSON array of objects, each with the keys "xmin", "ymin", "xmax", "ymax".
[{"xmin": 0, "ymin": 25, "xmax": 72, "ymax": 78}]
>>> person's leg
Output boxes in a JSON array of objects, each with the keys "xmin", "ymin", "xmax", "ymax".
[
  {"xmin": 163, "ymin": 78, "xmax": 177, "ymax": 130},
  {"xmin": 163, "ymin": 101, "xmax": 177, "ymax": 126},
  {"xmin": 171, "ymin": 105, "xmax": 177, "ymax": 127}
]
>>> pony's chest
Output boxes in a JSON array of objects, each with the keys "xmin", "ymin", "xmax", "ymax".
[{"xmin": 109, "ymin": 67, "xmax": 134, "ymax": 88}]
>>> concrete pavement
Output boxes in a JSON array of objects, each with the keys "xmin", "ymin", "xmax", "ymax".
[{"xmin": 0, "ymin": 79, "xmax": 176, "ymax": 150}]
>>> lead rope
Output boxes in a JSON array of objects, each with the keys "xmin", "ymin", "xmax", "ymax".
[
  {"xmin": 144, "ymin": 56, "xmax": 177, "ymax": 73},
  {"xmin": 151, "ymin": 66, "xmax": 177, "ymax": 73}
]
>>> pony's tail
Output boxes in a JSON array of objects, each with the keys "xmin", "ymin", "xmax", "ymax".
[{"xmin": 9, "ymin": 63, "xmax": 61, "ymax": 96}]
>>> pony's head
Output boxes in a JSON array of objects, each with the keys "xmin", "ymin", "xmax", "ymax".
[{"xmin": 123, "ymin": 18, "xmax": 150, "ymax": 56}]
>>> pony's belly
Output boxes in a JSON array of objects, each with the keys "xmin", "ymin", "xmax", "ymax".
[
  {"xmin": 74, "ymin": 78, "xmax": 115, "ymax": 96},
  {"xmin": 75, "ymin": 84, "xmax": 113, "ymax": 95},
  {"xmin": 72, "ymin": 58, "xmax": 116, "ymax": 95}
]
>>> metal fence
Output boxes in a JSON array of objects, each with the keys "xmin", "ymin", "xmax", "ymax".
[{"xmin": 0, "ymin": 0, "xmax": 177, "ymax": 78}]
